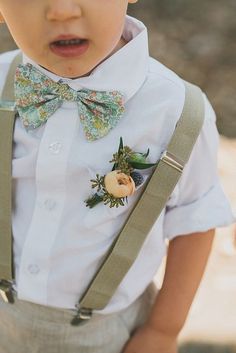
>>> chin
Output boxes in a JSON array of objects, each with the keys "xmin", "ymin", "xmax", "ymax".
[{"xmin": 53, "ymin": 64, "xmax": 93, "ymax": 79}]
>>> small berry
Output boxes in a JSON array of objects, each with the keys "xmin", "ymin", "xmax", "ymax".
[{"xmin": 130, "ymin": 171, "xmax": 144, "ymax": 187}]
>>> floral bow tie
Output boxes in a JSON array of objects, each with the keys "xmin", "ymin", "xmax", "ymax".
[{"xmin": 14, "ymin": 63, "xmax": 125, "ymax": 141}]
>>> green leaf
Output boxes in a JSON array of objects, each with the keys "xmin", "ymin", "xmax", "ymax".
[
  {"xmin": 142, "ymin": 148, "xmax": 150, "ymax": 158},
  {"xmin": 112, "ymin": 137, "xmax": 124, "ymax": 171},
  {"xmin": 128, "ymin": 161, "xmax": 157, "ymax": 170},
  {"xmin": 118, "ymin": 137, "xmax": 124, "ymax": 156}
]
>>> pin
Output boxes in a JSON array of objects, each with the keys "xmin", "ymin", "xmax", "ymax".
[{"xmin": 71, "ymin": 307, "xmax": 92, "ymax": 326}]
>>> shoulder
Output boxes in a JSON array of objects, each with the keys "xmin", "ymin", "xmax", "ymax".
[
  {"xmin": 144, "ymin": 55, "xmax": 216, "ymax": 127},
  {"xmin": 128, "ymin": 57, "xmax": 185, "ymax": 144},
  {"xmin": 147, "ymin": 56, "xmax": 185, "ymax": 125},
  {"xmin": 130, "ymin": 55, "xmax": 219, "ymax": 166},
  {"xmin": 0, "ymin": 49, "xmax": 21, "ymax": 95},
  {"xmin": 147, "ymin": 56, "xmax": 184, "ymax": 90},
  {"xmin": 133, "ymin": 56, "xmax": 215, "ymax": 149},
  {"xmin": 137, "ymin": 56, "xmax": 186, "ymax": 131},
  {"xmin": 147, "ymin": 56, "xmax": 185, "ymax": 93}
]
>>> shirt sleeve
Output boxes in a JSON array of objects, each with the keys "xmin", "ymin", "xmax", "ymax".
[{"xmin": 163, "ymin": 92, "xmax": 235, "ymax": 241}]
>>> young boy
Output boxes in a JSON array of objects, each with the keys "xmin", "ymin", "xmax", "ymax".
[{"xmin": 0, "ymin": 1, "xmax": 234, "ymax": 352}]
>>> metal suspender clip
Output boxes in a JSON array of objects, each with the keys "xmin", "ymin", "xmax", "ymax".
[
  {"xmin": 0, "ymin": 100, "xmax": 16, "ymax": 112},
  {"xmin": 160, "ymin": 151, "xmax": 184, "ymax": 173},
  {"xmin": 0, "ymin": 280, "xmax": 15, "ymax": 304},
  {"xmin": 71, "ymin": 306, "xmax": 93, "ymax": 326}
]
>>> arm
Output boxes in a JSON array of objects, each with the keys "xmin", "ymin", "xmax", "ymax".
[
  {"xmin": 123, "ymin": 229, "xmax": 215, "ymax": 353},
  {"xmin": 148, "ymin": 228, "xmax": 215, "ymax": 334}
]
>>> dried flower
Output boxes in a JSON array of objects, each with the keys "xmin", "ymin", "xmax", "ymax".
[
  {"xmin": 104, "ymin": 170, "xmax": 136, "ymax": 198},
  {"xmin": 85, "ymin": 137, "xmax": 156, "ymax": 209}
]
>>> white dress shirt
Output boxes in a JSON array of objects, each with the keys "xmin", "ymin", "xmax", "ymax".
[{"xmin": 0, "ymin": 15, "xmax": 234, "ymax": 314}]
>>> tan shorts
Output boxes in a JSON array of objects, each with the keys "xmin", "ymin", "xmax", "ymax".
[{"xmin": 0, "ymin": 283, "xmax": 157, "ymax": 353}]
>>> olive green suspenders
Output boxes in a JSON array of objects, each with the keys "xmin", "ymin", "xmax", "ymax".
[
  {"xmin": 0, "ymin": 53, "xmax": 22, "ymax": 302},
  {"xmin": 0, "ymin": 52, "xmax": 205, "ymax": 325}
]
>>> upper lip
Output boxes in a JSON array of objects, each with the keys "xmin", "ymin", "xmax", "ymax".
[{"xmin": 50, "ymin": 34, "xmax": 86, "ymax": 43}]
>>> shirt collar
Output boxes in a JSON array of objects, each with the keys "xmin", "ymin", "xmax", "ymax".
[{"xmin": 22, "ymin": 15, "xmax": 149, "ymax": 103}]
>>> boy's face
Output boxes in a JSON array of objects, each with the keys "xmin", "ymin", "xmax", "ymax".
[{"xmin": 0, "ymin": 0, "xmax": 137, "ymax": 78}]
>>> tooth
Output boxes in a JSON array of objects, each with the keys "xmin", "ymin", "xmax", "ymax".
[{"xmin": 55, "ymin": 38, "xmax": 84, "ymax": 46}]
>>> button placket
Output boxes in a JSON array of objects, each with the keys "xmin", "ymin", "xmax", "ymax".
[{"xmin": 17, "ymin": 107, "xmax": 78, "ymax": 304}]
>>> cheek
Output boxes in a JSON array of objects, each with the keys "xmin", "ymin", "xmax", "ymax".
[
  {"xmin": 0, "ymin": 3, "xmax": 41, "ymax": 47},
  {"xmin": 88, "ymin": 4, "xmax": 126, "ymax": 43},
  {"xmin": 0, "ymin": 13, "xmax": 4, "ymax": 23},
  {"xmin": 96, "ymin": 19, "xmax": 125, "ymax": 48},
  {"xmin": 6, "ymin": 17, "xmax": 42, "ymax": 54}
]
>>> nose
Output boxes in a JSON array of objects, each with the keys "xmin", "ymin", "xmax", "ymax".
[{"xmin": 46, "ymin": 0, "xmax": 82, "ymax": 21}]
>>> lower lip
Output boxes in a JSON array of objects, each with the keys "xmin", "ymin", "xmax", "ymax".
[{"xmin": 50, "ymin": 40, "xmax": 89, "ymax": 58}]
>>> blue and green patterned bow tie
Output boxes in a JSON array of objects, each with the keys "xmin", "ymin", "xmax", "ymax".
[{"xmin": 14, "ymin": 63, "xmax": 125, "ymax": 141}]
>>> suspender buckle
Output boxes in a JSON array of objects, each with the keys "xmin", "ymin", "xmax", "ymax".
[
  {"xmin": 0, "ymin": 100, "xmax": 16, "ymax": 112},
  {"xmin": 0, "ymin": 280, "xmax": 15, "ymax": 304},
  {"xmin": 71, "ymin": 307, "xmax": 93, "ymax": 326},
  {"xmin": 160, "ymin": 151, "xmax": 184, "ymax": 173}
]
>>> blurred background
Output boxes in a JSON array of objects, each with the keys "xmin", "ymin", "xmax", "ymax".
[
  {"xmin": 1, "ymin": 0, "xmax": 236, "ymax": 351},
  {"xmin": 128, "ymin": 0, "xmax": 236, "ymax": 138}
]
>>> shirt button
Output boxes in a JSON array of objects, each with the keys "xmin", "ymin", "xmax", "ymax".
[
  {"xmin": 28, "ymin": 264, "xmax": 40, "ymax": 275},
  {"xmin": 49, "ymin": 141, "xmax": 62, "ymax": 154},
  {"xmin": 58, "ymin": 78, "xmax": 70, "ymax": 84},
  {"xmin": 44, "ymin": 199, "xmax": 57, "ymax": 211}
]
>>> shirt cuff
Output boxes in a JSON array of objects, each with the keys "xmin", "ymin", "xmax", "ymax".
[{"xmin": 163, "ymin": 181, "xmax": 235, "ymax": 241}]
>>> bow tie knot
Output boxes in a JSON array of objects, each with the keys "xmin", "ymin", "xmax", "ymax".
[
  {"xmin": 14, "ymin": 63, "xmax": 125, "ymax": 141},
  {"xmin": 56, "ymin": 82, "xmax": 78, "ymax": 101}
]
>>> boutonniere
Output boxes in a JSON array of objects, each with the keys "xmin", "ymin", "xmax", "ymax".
[{"xmin": 85, "ymin": 137, "xmax": 157, "ymax": 209}]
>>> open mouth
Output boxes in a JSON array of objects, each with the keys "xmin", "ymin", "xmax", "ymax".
[
  {"xmin": 52, "ymin": 38, "xmax": 87, "ymax": 47},
  {"xmin": 50, "ymin": 37, "xmax": 90, "ymax": 57}
]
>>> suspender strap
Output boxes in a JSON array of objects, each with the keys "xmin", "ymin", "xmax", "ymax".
[
  {"xmin": 0, "ymin": 52, "xmax": 22, "ymax": 284},
  {"xmin": 72, "ymin": 81, "xmax": 205, "ymax": 324}
]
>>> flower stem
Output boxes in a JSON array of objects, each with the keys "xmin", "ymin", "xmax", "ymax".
[{"xmin": 85, "ymin": 193, "xmax": 104, "ymax": 208}]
